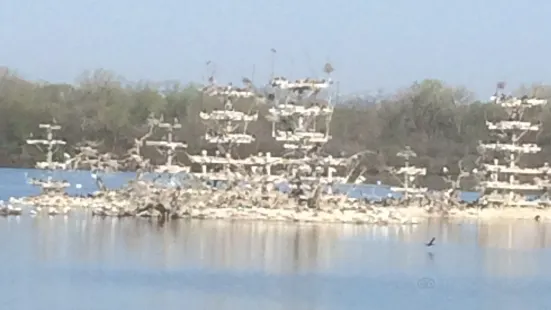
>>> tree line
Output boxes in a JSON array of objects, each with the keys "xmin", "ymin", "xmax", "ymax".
[{"xmin": 2, "ymin": 67, "xmax": 551, "ymax": 189}]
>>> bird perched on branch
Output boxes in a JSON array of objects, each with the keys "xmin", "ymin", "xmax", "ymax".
[{"xmin": 306, "ymin": 142, "xmax": 322, "ymax": 156}]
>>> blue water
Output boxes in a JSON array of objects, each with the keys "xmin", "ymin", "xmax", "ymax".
[
  {"xmin": 0, "ymin": 168, "xmax": 549, "ymax": 309},
  {"xmin": 0, "ymin": 167, "xmax": 480, "ymax": 202}
]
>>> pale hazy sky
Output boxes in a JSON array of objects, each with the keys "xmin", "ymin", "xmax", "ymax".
[{"xmin": 1, "ymin": 0, "xmax": 550, "ymax": 98}]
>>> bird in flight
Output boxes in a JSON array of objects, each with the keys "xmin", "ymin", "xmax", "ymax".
[{"xmin": 425, "ymin": 237, "xmax": 436, "ymax": 247}]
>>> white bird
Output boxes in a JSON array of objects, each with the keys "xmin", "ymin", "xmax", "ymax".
[
  {"xmin": 472, "ymin": 168, "xmax": 478, "ymax": 174},
  {"xmin": 75, "ymin": 183, "xmax": 82, "ymax": 189},
  {"xmin": 442, "ymin": 166, "xmax": 449, "ymax": 174},
  {"xmin": 63, "ymin": 153, "xmax": 71, "ymax": 160}
]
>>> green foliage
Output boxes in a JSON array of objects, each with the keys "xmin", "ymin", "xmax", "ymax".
[{"xmin": 2, "ymin": 67, "xmax": 551, "ymax": 188}]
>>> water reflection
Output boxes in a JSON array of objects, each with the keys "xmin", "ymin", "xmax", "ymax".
[
  {"xmin": 5, "ymin": 216, "xmax": 551, "ymax": 279},
  {"xmin": 28, "ymin": 216, "xmax": 378, "ymax": 273},
  {"xmin": 2, "ymin": 217, "xmax": 551, "ymax": 309},
  {"xmin": 476, "ymin": 220, "xmax": 551, "ymax": 250}
]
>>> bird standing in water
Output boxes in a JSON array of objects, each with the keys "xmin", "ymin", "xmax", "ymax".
[{"xmin": 426, "ymin": 237, "xmax": 436, "ymax": 247}]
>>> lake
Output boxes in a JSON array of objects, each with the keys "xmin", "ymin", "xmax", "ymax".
[{"xmin": 0, "ymin": 168, "xmax": 550, "ymax": 309}]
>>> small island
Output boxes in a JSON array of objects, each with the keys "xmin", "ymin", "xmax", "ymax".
[{"xmin": 2, "ymin": 73, "xmax": 551, "ymax": 224}]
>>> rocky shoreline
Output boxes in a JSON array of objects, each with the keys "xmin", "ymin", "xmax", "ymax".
[
  {"xmin": 4, "ymin": 194, "xmax": 423, "ymax": 225},
  {"xmin": 1, "ymin": 181, "xmax": 547, "ymax": 224}
]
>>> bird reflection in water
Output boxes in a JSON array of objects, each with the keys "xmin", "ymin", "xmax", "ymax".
[{"xmin": 427, "ymin": 252, "xmax": 435, "ymax": 262}]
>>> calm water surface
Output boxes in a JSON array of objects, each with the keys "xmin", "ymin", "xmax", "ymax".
[{"xmin": 0, "ymin": 168, "xmax": 550, "ymax": 309}]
